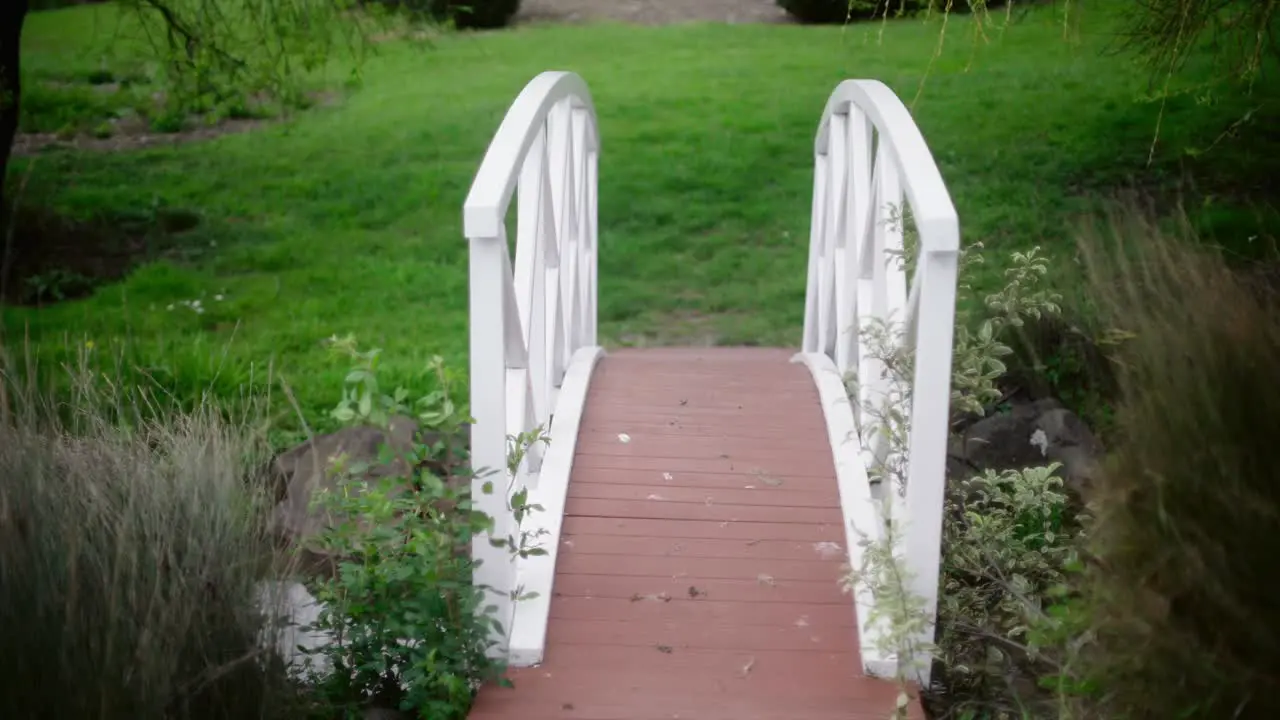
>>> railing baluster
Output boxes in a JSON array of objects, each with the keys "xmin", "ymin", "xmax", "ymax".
[
  {"xmin": 516, "ymin": 128, "xmax": 548, "ymax": 431},
  {"xmin": 584, "ymin": 149, "xmax": 599, "ymax": 346},
  {"xmin": 556, "ymin": 109, "xmax": 580, "ymax": 386},
  {"xmin": 802, "ymin": 155, "xmax": 829, "ymax": 354},
  {"xmin": 828, "ymin": 111, "xmax": 850, "ymax": 367},
  {"xmin": 468, "ymin": 230, "xmax": 515, "ymax": 655},
  {"xmin": 817, "ymin": 156, "xmax": 837, "ymax": 357},
  {"xmin": 838, "ymin": 108, "xmax": 872, "ymax": 376},
  {"xmin": 545, "ymin": 100, "xmax": 572, "ymax": 396}
]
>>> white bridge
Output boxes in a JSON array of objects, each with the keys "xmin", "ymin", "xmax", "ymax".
[{"xmin": 464, "ymin": 71, "xmax": 958, "ymax": 719}]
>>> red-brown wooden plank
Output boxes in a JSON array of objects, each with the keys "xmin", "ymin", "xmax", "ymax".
[
  {"xmin": 560, "ymin": 515, "xmax": 845, "ymax": 542},
  {"xmin": 553, "ymin": 574, "xmax": 851, "ymax": 605},
  {"xmin": 548, "ymin": 596, "xmax": 856, "ymax": 627},
  {"xmin": 467, "ymin": 348, "xmax": 921, "ymax": 720},
  {"xmin": 560, "ymin": 534, "xmax": 846, "ymax": 562},
  {"xmin": 565, "ymin": 497, "xmax": 843, "ymax": 524},
  {"xmin": 558, "ymin": 553, "xmax": 843, "ymax": 583},
  {"xmin": 568, "ymin": 482, "xmax": 838, "ymax": 508},
  {"xmin": 571, "ymin": 454, "xmax": 837, "ymax": 478}
]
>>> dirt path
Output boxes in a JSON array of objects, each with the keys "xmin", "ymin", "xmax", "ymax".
[{"xmin": 516, "ymin": 0, "xmax": 792, "ymax": 25}]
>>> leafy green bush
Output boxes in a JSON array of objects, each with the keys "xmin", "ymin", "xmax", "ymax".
[
  {"xmin": 936, "ymin": 463, "xmax": 1082, "ymax": 716},
  {"xmin": 298, "ymin": 338, "xmax": 544, "ymax": 719},
  {"xmin": 0, "ymin": 348, "xmax": 299, "ymax": 720},
  {"xmin": 365, "ymin": 0, "xmax": 522, "ymax": 29},
  {"xmin": 776, "ymin": 0, "xmax": 1010, "ymax": 24},
  {"xmin": 776, "ymin": 0, "xmax": 908, "ymax": 23},
  {"xmin": 1064, "ymin": 209, "xmax": 1280, "ymax": 719}
]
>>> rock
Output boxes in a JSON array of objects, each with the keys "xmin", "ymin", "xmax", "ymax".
[
  {"xmin": 267, "ymin": 416, "xmax": 469, "ymax": 576},
  {"xmin": 953, "ymin": 397, "xmax": 1104, "ymax": 498},
  {"xmin": 362, "ymin": 708, "xmax": 410, "ymax": 720}
]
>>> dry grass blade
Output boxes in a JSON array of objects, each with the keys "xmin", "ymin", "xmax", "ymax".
[
  {"xmin": 0, "ymin": 345, "xmax": 301, "ymax": 720},
  {"xmin": 1074, "ymin": 203, "xmax": 1280, "ymax": 719}
]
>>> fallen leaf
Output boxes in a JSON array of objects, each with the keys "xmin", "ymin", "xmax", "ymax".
[
  {"xmin": 656, "ymin": 644, "xmax": 673, "ymax": 654},
  {"xmin": 812, "ymin": 541, "xmax": 843, "ymax": 560}
]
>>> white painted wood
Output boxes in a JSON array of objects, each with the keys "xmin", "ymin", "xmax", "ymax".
[
  {"xmin": 463, "ymin": 72, "xmax": 602, "ymax": 661},
  {"xmin": 790, "ymin": 352, "xmax": 897, "ymax": 680},
  {"xmin": 803, "ymin": 80, "xmax": 960, "ymax": 685},
  {"xmin": 507, "ymin": 346, "xmax": 605, "ymax": 666}
]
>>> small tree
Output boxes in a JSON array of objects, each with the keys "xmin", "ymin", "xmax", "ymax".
[
  {"xmin": 1, "ymin": 0, "xmax": 382, "ymax": 209},
  {"xmin": 1120, "ymin": 0, "xmax": 1279, "ymax": 82},
  {"xmin": 0, "ymin": 0, "xmax": 30, "ymax": 211}
]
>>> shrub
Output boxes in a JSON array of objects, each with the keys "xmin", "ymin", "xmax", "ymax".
[
  {"xmin": 775, "ymin": 0, "xmax": 1006, "ymax": 24},
  {"xmin": 777, "ymin": 0, "xmax": 916, "ymax": 23},
  {"xmin": 298, "ymin": 339, "xmax": 544, "ymax": 719},
  {"xmin": 935, "ymin": 463, "xmax": 1082, "ymax": 716},
  {"xmin": 1066, "ymin": 208, "xmax": 1280, "ymax": 719},
  {"xmin": 366, "ymin": 0, "xmax": 522, "ymax": 29},
  {"xmin": 0, "ymin": 349, "xmax": 299, "ymax": 720}
]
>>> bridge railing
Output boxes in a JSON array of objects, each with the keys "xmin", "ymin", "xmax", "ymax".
[
  {"xmin": 463, "ymin": 71, "xmax": 601, "ymax": 659},
  {"xmin": 800, "ymin": 80, "xmax": 960, "ymax": 683}
]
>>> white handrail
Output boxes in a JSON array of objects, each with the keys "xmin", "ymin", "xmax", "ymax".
[
  {"xmin": 463, "ymin": 71, "xmax": 600, "ymax": 654},
  {"xmin": 802, "ymin": 79, "xmax": 959, "ymax": 684}
]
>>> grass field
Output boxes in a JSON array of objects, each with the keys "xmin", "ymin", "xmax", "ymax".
[{"xmin": 5, "ymin": 2, "xmax": 1278, "ymax": 433}]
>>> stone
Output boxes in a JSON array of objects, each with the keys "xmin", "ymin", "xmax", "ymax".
[
  {"xmin": 953, "ymin": 397, "xmax": 1105, "ymax": 498},
  {"xmin": 362, "ymin": 707, "xmax": 410, "ymax": 720},
  {"xmin": 266, "ymin": 416, "xmax": 469, "ymax": 576}
]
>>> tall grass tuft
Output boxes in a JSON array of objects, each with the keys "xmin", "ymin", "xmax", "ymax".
[
  {"xmin": 0, "ymin": 342, "xmax": 301, "ymax": 720},
  {"xmin": 1074, "ymin": 207, "xmax": 1280, "ymax": 719}
]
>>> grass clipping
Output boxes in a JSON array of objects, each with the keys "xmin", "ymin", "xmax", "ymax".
[
  {"xmin": 0, "ymin": 358, "xmax": 299, "ymax": 720},
  {"xmin": 1077, "ymin": 209, "xmax": 1280, "ymax": 719}
]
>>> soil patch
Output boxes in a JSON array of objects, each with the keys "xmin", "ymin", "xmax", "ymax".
[
  {"xmin": 12, "ymin": 118, "xmax": 265, "ymax": 156},
  {"xmin": 0, "ymin": 204, "xmax": 201, "ymax": 306},
  {"xmin": 515, "ymin": 0, "xmax": 792, "ymax": 25}
]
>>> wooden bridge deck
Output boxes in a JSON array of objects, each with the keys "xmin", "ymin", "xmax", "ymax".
[{"xmin": 468, "ymin": 347, "xmax": 920, "ymax": 720}]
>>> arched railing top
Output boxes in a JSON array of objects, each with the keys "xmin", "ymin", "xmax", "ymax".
[
  {"xmin": 814, "ymin": 80, "xmax": 958, "ymax": 252},
  {"xmin": 464, "ymin": 71, "xmax": 600, "ymax": 241}
]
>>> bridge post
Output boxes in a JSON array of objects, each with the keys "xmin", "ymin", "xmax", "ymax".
[{"xmin": 469, "ymin": 233, "xmax": 517, "ymax": 656}]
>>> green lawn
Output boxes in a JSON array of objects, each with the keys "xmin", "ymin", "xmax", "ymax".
[{"xmin": 5, "ymin": 3, "xmax": 1278, "ymax": 432}]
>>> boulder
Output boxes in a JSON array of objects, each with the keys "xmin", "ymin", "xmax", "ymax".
[
  {"xmin": 952, "ymin": 397, "xmax": 1104, "ymax": 498},
  {"xmin": 267, "ymin": 416, "xmax": 469, "ymax": 576}
]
